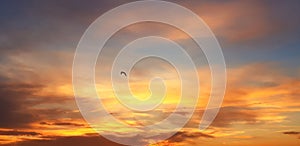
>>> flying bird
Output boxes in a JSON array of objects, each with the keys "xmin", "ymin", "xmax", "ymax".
[{"xmin": 120, "ymin": 71, "xmax": 127, "ymax": 77}]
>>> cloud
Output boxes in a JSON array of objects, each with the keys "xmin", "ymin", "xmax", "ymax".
[
  {"xmin": 282, "ymin": 131, "xmax": 300, "ymax": 141},
  {"xmin": 0, "ymin": 77, "xmax": 81, "ymax": 129},
  {"xmin": 113, "ymin": 0, "xmax": 288, "ymax": 45},
  {"xmin": 283, "ymin": 131, "xmax": 300, "ymax": 135},
  {"xmin": 0, "ymin": 130, "xmax": 41, "ymax": 136},
  {"xmin": 2, "ymin": 135, "xmax": 124, "ymax": 146},
  {"xmin": 178, "ymin": 0, "xmax": 300, "ymax": 44},
  {"xmin": 0, "ymin": 82, "xmax": 41, "ymax": 128},
  {"xmin": 168, "ymin": 131, "xmax": 214, "ymax": 143},
  {"xmin": 0, "ymin": 1, "xmax": 300, "ymax": 146},
  {"xmin": 211, "ymin": 106, "xmax": 257, "ymax": 127},
  {"xmin": 39, "ymin": 121, "xmax": 85, "ymax": 127}
]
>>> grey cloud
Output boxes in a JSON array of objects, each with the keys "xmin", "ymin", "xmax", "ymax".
[
  {"xmin": 40, "ymin": 121, "xmax": 85, "ymax": 127},
  {"xmin": 0, "ymin": 130, "xmax": 41, "ymax": 136},
  {"xmin": 4, "ymin": 135, "xmax": 124, "ymax": 146},
  {"xmin": 0, "ymin": 82, "xmax": 41, "ymax": 128},
  {"xmin": 168, "ymin": 131, "xmax": 214, "ymax": 143}
]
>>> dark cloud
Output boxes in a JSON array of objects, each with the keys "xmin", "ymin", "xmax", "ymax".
[
  {"xmin": 168, "ymin": 131, "xmax": 214, "ymax": 143},
  {"xmin": 184, "ymin": 106, "xmax": 258, "ymax": 128},
  {"xmin": 0, "ymin": 80, "xmax": 79, "ymax": 128},
  {"xmin": 283, "ymin": 131, "xmax": 300, "ymax": 135},
  {"xmin": 0, "ymin": 82, "xmax": 41, "ymax": 128},
  {"xmin": 3, "ymin": 135, "xmax": 124, "ymax": 146},
  {"xmin": 175, "ymin": 0, "xmax": 300, "ymax": 44},
  {"xmin": 283, "ymin": 131, "xmax": 300, "ymax": 140},
  {"xmin": 0, "ymin": 0, "xmax": 131, "ymax": 54},
  {"xmin": 211, "ymin": 106, "xmax": 258, "ymax": 127},
  {"xmin": 40, "ymin": 121, "xmax": 85, "ymax": 127},
  {"xmin": 0, "ymin": 130, "xmax": 41, "ymax": 136}
]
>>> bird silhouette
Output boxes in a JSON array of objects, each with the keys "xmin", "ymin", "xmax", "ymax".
[{"xmin": 120, "ymin": 71, "xmax": 127, "ymax": 77}]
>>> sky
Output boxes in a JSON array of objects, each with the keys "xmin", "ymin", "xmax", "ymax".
[{"xmin": 0, "ymin": 0, "xmax": 300, "ymax": 145}]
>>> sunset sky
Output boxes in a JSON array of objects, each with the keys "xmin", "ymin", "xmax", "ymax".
[{"xmin": 0, "ymin": 0, "xmax": 300, "ymax": 146}]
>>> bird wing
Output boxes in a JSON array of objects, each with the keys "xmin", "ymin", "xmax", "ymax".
[{"xmin": 120, "ymin": 71, "xmax": 127, "ymax": 76}]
